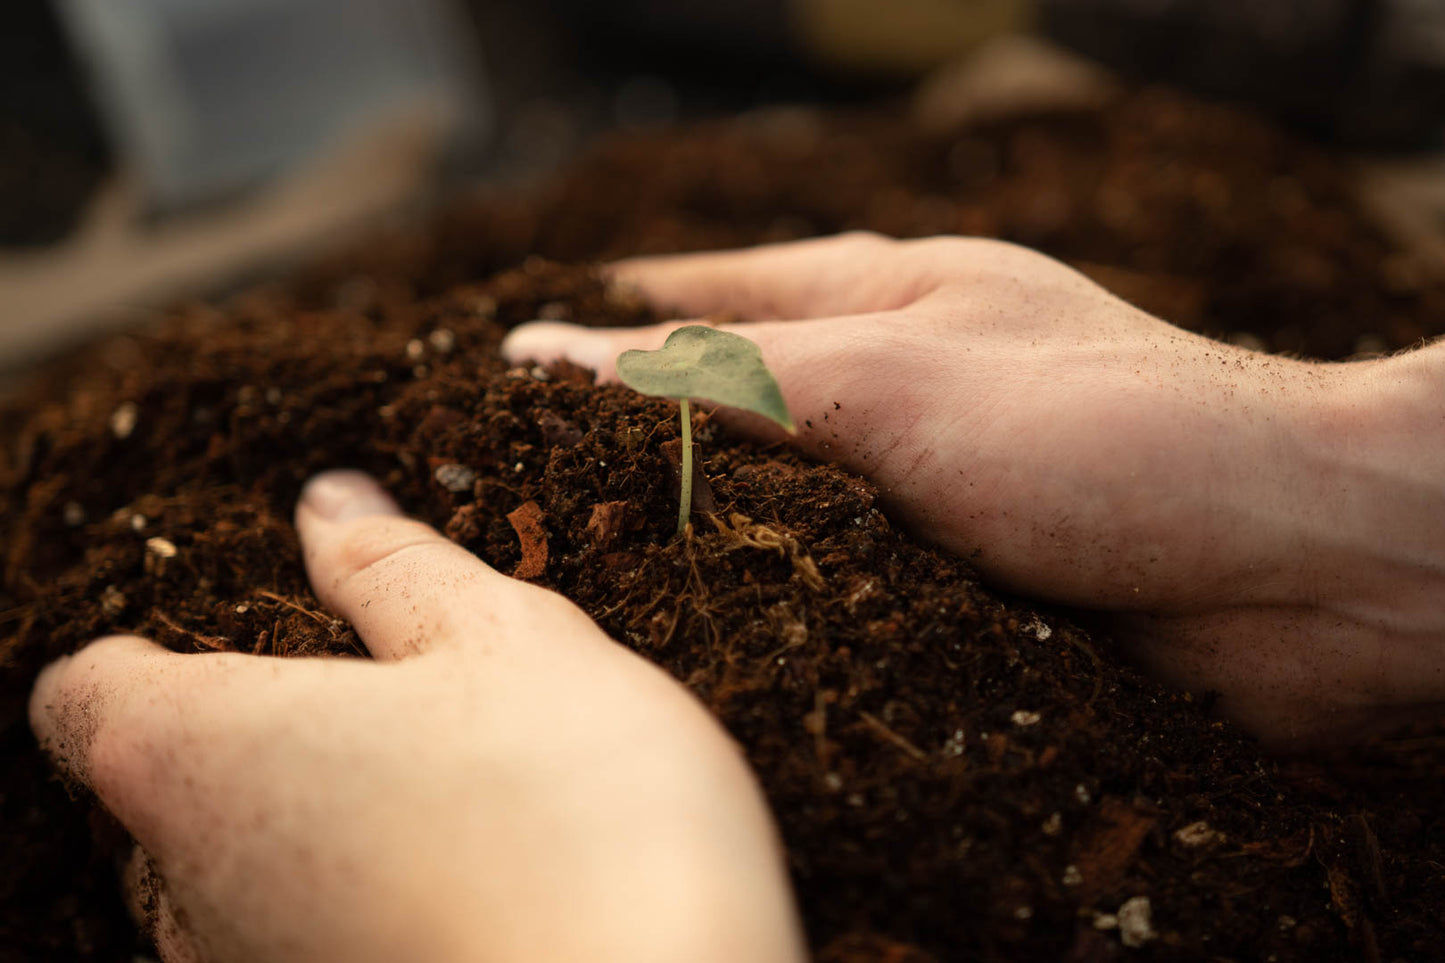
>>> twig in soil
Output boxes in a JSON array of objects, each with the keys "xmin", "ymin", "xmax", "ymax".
[
  {"xmin": 597, "ymin": 582, "xmax": 658, "ymax": 622},
  {"xmin": 708, "ymin": 512, "xmax": 826, "ymax": 591},
  {"xmin": 256, "ymin": 590, "xmax": 330, "ymax": 624},
  {"xmin": 152, "ymin": 611, "xmax": 228, "ymax": 651},
  {"xmin": 0, "ymin": 604, "xmax": 32, "ymax": 625},
  {"xmin": 803, "ymin": 690, "xmax": 829, "ymax": 766},
  {"xmin": 655, "ymin": 597, "xmax": 685, "ymax": 649},
  {"xmin": 760, "ymin": 636, "xmax": 805, "ymax": 666},
  {"xmin": 858, "ymin": 710, "xmax": 928, "ymax": 762},
  {"xmin": 1055, "ymin": 625, "xmax": 1105, "ymax": 707}
]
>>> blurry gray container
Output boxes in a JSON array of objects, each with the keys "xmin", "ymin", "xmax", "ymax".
[{"xmin": 55, "ymin": 0, "xmax": 487, "ymax": 211}]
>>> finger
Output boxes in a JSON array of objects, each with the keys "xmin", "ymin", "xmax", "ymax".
[
  {"xmin": 502, "ymin": 319, "xmax": 691, "ymax": 382},
  {"xmin": 502, "ymin": 313, "xmax": 941, "ymax": 468},
  {"xmin": 606, "ymin": 231, "xmax": 933, "ymax": 321},
  {"xmin": 28, "ymin": 635, "xmax": 295, "ymax": 822},
  {"xmin": 30, "ymin": 635, "xmax": 210, "ymax": 788},
  {"xmin": 295, "ymin": 470, "xmax": 590, "ymax": 660},
  {"xmin": 125, "ymin": 846, "xmax": 203, "ymax": 963}
]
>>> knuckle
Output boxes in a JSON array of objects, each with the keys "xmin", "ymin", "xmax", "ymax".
[
  {"xmin": 905, "ymin": 236, "xmax": 1064, "ymax": 289},
  {"xmin": 325, "ymin": 517, "xmax": 444, "ymax": 583}
]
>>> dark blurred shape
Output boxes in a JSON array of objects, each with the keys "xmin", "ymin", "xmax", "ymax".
[
  {"xmin": 529, "ymin": 0, "xmax": 893, "ymax": 114},
  {"xmin": 546, "ymin": 0, "xmax": 797, "ymax": 58},
  {"xmin": 1039, "ymin": 0, "xmax": 1445, "ymax": 149},
  {"xmin": 0, "ymin": 0, "xmax": 111, "ymax": 246},
  {"xmin": 542, "ymin": 0, "xmax": 797, "ymax": 68}
]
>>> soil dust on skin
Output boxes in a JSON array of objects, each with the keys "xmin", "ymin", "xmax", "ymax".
[{"xmin": 3, "ymin": 88, "xmax": 1445, "ymax": 962}]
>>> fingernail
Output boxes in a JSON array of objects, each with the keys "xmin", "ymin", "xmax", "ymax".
[
  {"xmin": 502, "ymin": 322, "xmax": 613, "ymax": 374},
  {"xmin": 301, "ymin": 471, "xmax": 400, "ymax": 522}
]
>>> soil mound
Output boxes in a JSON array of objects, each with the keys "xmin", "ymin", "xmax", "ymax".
[{"xmin": 3, "ymin": 89, "xmax": 1443, "ymax": 961}]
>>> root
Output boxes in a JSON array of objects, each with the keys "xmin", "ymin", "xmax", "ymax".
[{"xmin": 858, "ymin": 710, "xmax": 927, "ymax": 762}]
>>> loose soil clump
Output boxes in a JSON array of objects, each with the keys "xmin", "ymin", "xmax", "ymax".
[{"xmin": 3, "ymin": 87, "xmax": 1444, "ymax": 962}]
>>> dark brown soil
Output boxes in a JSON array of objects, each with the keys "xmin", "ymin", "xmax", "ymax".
[{"xmin": 4, "ymin": 87, "xmax": 1445, "ymax": 962}]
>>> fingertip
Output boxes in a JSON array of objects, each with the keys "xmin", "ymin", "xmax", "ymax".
[
  {"xmin": 297, "ymin": 471, "xmax": 400, "ymax": 527},
  {"xmin": 601, "ymin": 255, "xmax": 660, "ymax": 290},
  {"xmin": 29, "ymin": 635, "xmax": 167, "ymax": 777},
  {"xmin": 28, "ymin": 653, "xmax": 73, "ymax": 742},
  {"xmin": 501, "ymin": 321, "xmax": 621, "ymax": 380}
]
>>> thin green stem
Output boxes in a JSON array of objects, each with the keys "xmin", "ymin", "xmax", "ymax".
[{"xmin": 677, "ymin": 398, "xmax": 692, "ymax": 535}]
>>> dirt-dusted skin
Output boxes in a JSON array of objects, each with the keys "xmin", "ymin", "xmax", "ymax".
[{"xmin": 3, "ymin": 88, "xmax": 1444, "ymax": 961}]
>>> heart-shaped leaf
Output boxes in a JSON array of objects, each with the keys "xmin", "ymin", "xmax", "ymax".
[{"xmin": 616, "ymin": 326, "xmax": 795, "ymax": 432}]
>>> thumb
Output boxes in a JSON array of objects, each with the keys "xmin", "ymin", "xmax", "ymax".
[{"xmin": 295, "ymin": 470, "xmax": 607, "ymax": 662}]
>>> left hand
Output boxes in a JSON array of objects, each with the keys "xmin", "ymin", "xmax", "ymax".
[{"xmin": 30, "ymin": 470, "xmax": 806, "ymax": 963}]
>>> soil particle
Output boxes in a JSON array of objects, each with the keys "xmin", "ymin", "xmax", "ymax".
[
  {"xmin": 505, "ymin": 501, "xmax": 549, "ymax": 580},
  {"xmin": 1117, "ymin": 896, "xmax": 1156, "ymax": 948},
  {"xmin": 433, "ymin": 462, "xmax": 476, "ymax": 493}
]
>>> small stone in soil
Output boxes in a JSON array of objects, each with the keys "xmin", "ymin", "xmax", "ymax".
[
  {"xmin": 100, "ymin": 585, "xmax": 126, "ymax": 618},
  {"xmin": 145, "ymin": 537, "xmax": 177, "ymax": 559},
  {"xmin": 428, "ymin": 328, "xmax": 456, "ymax": 354},
  {"xmin": 109, "ymin": 402, "xmax": 138, "ymax": 439},
  {"xmin": 434, "ymin": 464, "xmax": 476, "ymax": 493},
  {"xmin": 1011, "ymin": 709, "xmax": 1042, "ymax": 727},
  {"xmin": 1117, "ymin": 896, "xmax": 1156, "ymax": 948},
  {"xmin": 1173, "ymin": 820, "xmax": 1222, "ymax": 847}
]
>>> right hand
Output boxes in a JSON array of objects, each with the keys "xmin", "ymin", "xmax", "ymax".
[{"xmin": 503, "ymin": 232, "xmax": 1445, "ymax": 747}]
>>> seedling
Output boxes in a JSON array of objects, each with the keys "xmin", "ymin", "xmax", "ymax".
[{"xmin": 617, "ymin": 326, "xmax": 794, "ymax": 534}]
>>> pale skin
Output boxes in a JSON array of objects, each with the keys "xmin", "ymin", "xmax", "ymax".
[
  {"xmin": 28, "ymin": 231, "xmax": 1445, "ymax": 959},
  {"xmin": 30, "ymin": 471, "xmax": 807, "ymax": 962},
  {"xmin": 506, "ymin": 231, "xmax": 1445, "ymax": 747}
]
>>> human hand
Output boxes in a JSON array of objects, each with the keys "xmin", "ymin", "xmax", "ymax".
[
  {"xmin": 29, "ymin": 471, "xmax": 806, "ymax": 963},
  {"xmin": 503, "ymin": 232, "xmax": 1445, "ymax": 747}
]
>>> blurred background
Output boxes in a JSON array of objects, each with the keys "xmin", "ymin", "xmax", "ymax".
[{"xmin": 1, "ymin": 0, "xmax": 1442, "ymax": 371}]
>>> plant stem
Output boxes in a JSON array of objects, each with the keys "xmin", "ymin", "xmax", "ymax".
[{"xmin": 677, "ymin": 398, "xmax": 692, "ymax": 535}]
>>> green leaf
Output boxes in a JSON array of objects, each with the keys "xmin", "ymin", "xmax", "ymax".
[{"xmin": 616, "ymin": 326, "xmax": 795, "ymax": 432}]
